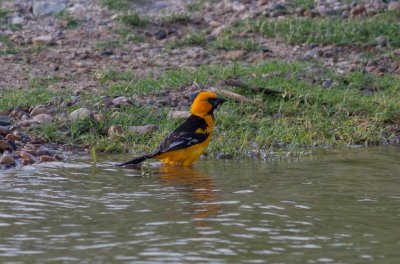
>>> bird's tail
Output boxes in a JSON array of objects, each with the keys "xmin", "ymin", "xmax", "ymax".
[{"xmin": 117, "ymin": 153, "xmax": 156, "ymax": 167}]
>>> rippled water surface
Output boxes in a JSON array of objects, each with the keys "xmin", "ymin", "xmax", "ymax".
[{"xmin": 1, "ymin": 146, "xmax": 400, "ymax": 263}]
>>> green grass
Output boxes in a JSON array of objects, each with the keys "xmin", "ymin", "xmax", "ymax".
[
  {"xmin": 0, "ymin": 35, "xmax": 19, "ymax": 55},
  {"xmin": 95, "ymin": 40, "xmax": 121, "ymax": 50},
  {"xmin": 3, "ymin": 61, "xmax": 400, "ymax": 157},
  {"xmin": 56, "ymin": 11, "xmax": 80, "ymax": 29},
  {"xmin": 186, "ymin": 1, "xmax": 206, "ymax": 12},
  {"xmin": 160, "ymin": 12, "xmax": 191, "ymax": 24},
  {"xmin": 237, "ymin": 11, "xmax": 400, "ymax": 47},
  {"xmin": 118, "ymin": 12, "xmax": 148, "ymax": 27},
  {"xmin": 100, "ymin": 0, "xmax": 129, "ymax": 10},
  {"xmin": 209, "ymin": 35, "xmax": 262, "ymax": 51}
]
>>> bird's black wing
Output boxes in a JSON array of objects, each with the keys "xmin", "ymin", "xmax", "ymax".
[{"xmin": 157, "ymin": 115, "xmax": 210, "ymax": 153}]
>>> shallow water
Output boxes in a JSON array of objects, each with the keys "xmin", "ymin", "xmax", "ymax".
[{"xmin": 1, "ymin": 146, "xmax": 400, "ymax": 263}]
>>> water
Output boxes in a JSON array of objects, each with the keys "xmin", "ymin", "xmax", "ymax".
[{"xmin": 1, "ymin": 146, "xmax": 400, "ymax": 263}]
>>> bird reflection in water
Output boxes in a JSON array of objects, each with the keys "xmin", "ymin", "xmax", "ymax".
[{"xmin": 159, "ymin": 165, "xmax": 222, "ymax": 226}]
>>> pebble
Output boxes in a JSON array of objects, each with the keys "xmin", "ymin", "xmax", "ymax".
[
  {"xmin": 169, "ymin": 111, "xmax": 191, "ymax": 120},
  {"xmin": 30, "ymin": 106, "xmax": 49, "ymax": 116},
  {"xmin": 388, "ymin": 2, "xmax": 400, "ymax": 11},
  {"xmin": 0, "ymin": 140, "xmax": 12, "ymax": 151},
  {"xmin": 69, "ymin": 108, "xmax": 93, "ymax": 121},
  {"xmin": 39, "ymin": 155, "xmax": 57, "ymax": 162},
  {"xmin": 33, "ymin": 0, "xmax": 67, "ymax": 17},
  {"xmin": 0, "ymin": 116, "xmax": 12, "ymax": 126},
  {"xmin": 322, "ymin": 79, "xmax": 334, "ymax": 89},
  {"xmin": 155, "ymin": 30, "xmax": 167, "ymax": 40},
  {"xmin": 112, "ymin": 96, "xmax": 132, "ymax": 106},
  {"xmin": 0, "ymin": 126, "xmax": 11, "ymax": 136},
  {"xmin": 18, "ymin": 151, "xmax": 36, "ymax": 165},
  {"xmin": 350, "ymin": 5, "xmax": 365, "ymax": 16},
  {"xmin": 32, "ymin": 113, "xmax": 54, "ymax": 124},
  {"xmin": 128, "ymin": 125, "xmax": 159, "ymax": 134},
  {"xmin": 108, "ymin": 125, "xmax": 124, "ymax": 139},
  {"xmin": 5, "ymin": 134, "xmax": 22, "ymax": 142},
  {"xmin": 0, "ymin": 153, "xmax": 15, "ymax": 165},
  {"xmin": 11, "ymin": 17, "xmax": 24, "ymax": 25},
  {"xmin": 32, "ymin": 35, "xmax": 54, "ymax": 46}
]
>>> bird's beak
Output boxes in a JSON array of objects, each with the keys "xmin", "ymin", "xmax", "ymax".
[{"xmin": 209, "ymin": 97, "xmax": 226, "ymax": 109}]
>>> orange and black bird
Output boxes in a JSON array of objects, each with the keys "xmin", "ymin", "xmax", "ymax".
[{"xmin": 118, "ymin": 91, "xmax": 226, "ymax": 167}]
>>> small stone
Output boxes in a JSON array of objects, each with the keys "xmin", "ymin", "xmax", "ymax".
[
  {"xmin": 375, "ymin": 35, "xmax": 387, "ymax": 46},
  {"xmin": 128, "ymin": 125, "xmax": 159, "ymax": 134},
  {"xmin": 94, "ymin": 113, "xmax": 105, "ymax": 123},
  {"xmin": 0, "ymin": 110, "xmax": 9, "ymax": 116},
  {"xmin": 0, "ymin": 116, "xmax": 12, "ymax": 126},
  {"xmin": 54, "ymin": 154, "xmax": 64, "ymax": 160},
  {"xmin": 0, "ymin": 140, "xmax": 12, "ymax": 151},
  {"xmin": 30, "ymin": 106, "xmax": 49, "ymax": 116},
  {"xmin": 322, "ymin": 79, "xmax": 333, "ymax": 89},
  {"xmin": 32, "ymin": 35, "xmax": 54, "ymax": 46},
  {"xmin": 39, "ymin": 155, "xmax": 57, "ymax": 162},
  {"xmin": 32, "ymin": 113, "xmax": 54, "ymax": 124},
  {"xmin": 304, "ymin": 50, "xmax": 317, "ymax": 59},
  {"xmin": 69, "ymin": 108, "xmax": 93, "ymax": 121},
  {"xmin": 33, "ymin": 0, "xmax": 66, "ymax": 17},
  {"xmin": 5, "ymin": 134, "xmax": 22, "ymax": 142},
  {"xmin": 0, "ymin": 153, "xmax": 15, "ymax": 165},
  {"xmin": 112, "ymin": 96, "xmax": 132, "ymax": 106},
  {"xmin": 108, "ymin": 125, "xmax": 124, "ymax": 139},
  {"xmin": 388, "ymin": 2, "xmax": 400, "ymax": 11},
  {"xmin": 34, "ymin": 145, "xmax": 52, "ymax": 156},
  {"xmin": 257, "ymin": 0, "xmax": 269, "ymax": 6},
  {"xmin": 350, "ymin": 5, "xmax": 365, "ymax": 16},
  {"xmin": 169, "ymin": 111, "xmax": 191, "ymax": 120},
  {"xmin": 209, "ymin": 20, "xmax": 221, "ymax": 27},
  {"xmin": 361, "ymin": 88, "xmax": 374, "ymax": 96},
  {"xmin": 11, "ymin": 17, "xmax": 24, "ymax": 25},
  {"xmin": 18, "ymin": 151, "xmax": 36, "ymax": 165},
  {"xmin": 155, "ymin": 30, "xmax": 167, "ymax": 40},
  {"xmin": 209, "ymin": 25, "xmax": 226, "ymax": 38},
  {"xmin": 0, "ymin": 126, "xmax": 11, "ymax": 136},
  {"xmin": 225, "ymin": 50, "xmax": 246, "ymax": 59},
  {"xmin": 303, "ymin": 10, "xmax": 315, "ymax": 17}
]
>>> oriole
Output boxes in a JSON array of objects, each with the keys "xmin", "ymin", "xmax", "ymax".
[{"xmin": 118, "ymin": 91, "xmax": 226, "ymax": 167}]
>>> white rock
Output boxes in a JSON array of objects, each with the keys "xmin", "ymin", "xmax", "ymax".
[
  {"xmin": 33, "ymin": 0, "xmax": 66, "ymax": 17},
  {"xmin": 32, "ymin": 113, "xmax": 54, "ymax": 124},
  {"xmin": 11, "ymin": 17, "xmax": 24, "ymax": 25},
  {"xmin": 128, "ymin": 125, "xmax": 158, "ymax": 134},
  {"xmin": 32, "ymin": 35, "xmax": 53, "ymax": 46},
  {"xmin": 69, "ymin": 108, "xmax": 93, "ymax": 121}
]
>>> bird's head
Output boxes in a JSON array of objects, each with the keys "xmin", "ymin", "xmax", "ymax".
[{"xmin": 190, "ymin": 90, "xmax": 226, "ymax": 117}]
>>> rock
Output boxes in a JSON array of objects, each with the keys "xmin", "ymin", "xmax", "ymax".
[
  {"xmin": 303, "ymin": 9, "xmax": 315, "ymax": 17},
  {"xmin": 155, "ymin": 30, "xmax": 167, "ymax": 40},
  {"xmin": 350, "ymin": 5, "xmax": 365, "ymax": 16},
  {"xmin": 322, "ymin": 79, "xmax": 333, "ymax": 89},
  {"xmin": 0, "ymin": 110, "xmax": 8, "ymax": 116},
  {"xmin": 209, "ymin": 20, "xmax": 222, "ymax": 27},
  {"xmin": 34, "ymin": 145, "xmax": 52, "ymax": 156},
  {"xmin": 112, "ymin": 96, "xmax": 132, "ymax": 106},
  {"xmin": 5, "ymin": 134, "xmax": 22, "ymax": 142},
  {"xmin": 0, "ymin": 153, "xmax": 15, "ymax": 165},
  {"xmin": 54, "ymin": 154, "xmax": 64, "ymax": 161},
  {"xmin": 18, "ymin": 151, "xmax": 36, "ymax": 165},
  {"xmin": 33, "ymin": 0, "xmax": 66, "ymax": 17},
  {"xmin": 388, "ymin": 2, "xmax": 400, "ymax": 11},
  {"xmin": 169, "ymin": 111, "xmax": 191, "ymax": 120},
  {"xmin": 94, "ymin": 113, "xmax": 105, "ymax": 123},
  {"xmin": 16, "ymin": 120, "xmax": 37, "ymax": 127},
  {"xmin": 69, "ymin": 108, "xmax": 93, "ymax": 121},
  {"xmin": 0, "ymin": 116, "xmax": 12, "ymax": 126},
  {"xmin": 39, "ymin": 155, "xmax": 57, "ymax": 162},
  {"xmin": 257, "ymin": 0, "xmax": 269, "ymax": 6},
  {"xmin": 11, "ymin": 17, "xmax": 24, "ymax": 25},
  {"xmin": 128, "ymin": 125, "xmax": 159, "ymax": 134},
  {"xmin": 304, "ymin": 50, "xmax": 317, "ymax": 59},
  {"xmin": 209, "ymin": 25, "xmax": 226, "ymax": 38},
  {"xmin": 32, "ymin": 35, "xmax": 54, "ymax": 46},
  {"xmin": 32, "ymin": 113, "xmax": 54, "ymax": 124},
  {"xmin": 108, "ymin": 125, "xmax": 124, "ymax": 139},
  {"xmin": 375, "ymin": 35, "xmax": 387, "ymax": 46},
  {"xmin": 0, "ymin": 140, "xmax": 12, "ymax": 152},
  {"xmin": 0, "ymin": 126, "xmax": 11, "ymax": 137},
  {"xmin": 30, "ymin": 106, "xmax": 49, "ymax": 116},
  {"xmin": 225, "ymin": 50, "xmax": 245, "ymax": 59}
]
